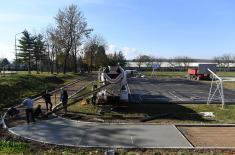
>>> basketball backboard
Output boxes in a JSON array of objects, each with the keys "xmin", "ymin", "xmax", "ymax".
[{"xmin": 198, "ymin": 64, "xmax": 216, "ymax": 74}]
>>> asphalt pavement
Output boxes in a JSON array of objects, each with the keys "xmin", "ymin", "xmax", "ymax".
[{"xmin": 128, "ymin": 78, "xmax": 235, "ymax": 104}]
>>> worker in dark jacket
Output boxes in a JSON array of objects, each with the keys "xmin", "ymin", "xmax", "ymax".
[
  {"xmin": 42, "ymin": 90, "xmax": 52, "ymax": 111},
  {"xmin": 33, "ymin": 105, "xmax": 43, "ymax": 119},
  {"xmin": 60, "ymin": 88, "xmax": 68, "ymax": 114}
]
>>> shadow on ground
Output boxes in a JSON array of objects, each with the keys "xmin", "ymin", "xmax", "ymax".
[{"xmin": 113, "ymin": 103, "xmax": 211, "ymax": 123}]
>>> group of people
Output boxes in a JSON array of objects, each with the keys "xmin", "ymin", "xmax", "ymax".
[{"xmin": 21, "ymin": 88, "xmax": 68, "ymax": 124}]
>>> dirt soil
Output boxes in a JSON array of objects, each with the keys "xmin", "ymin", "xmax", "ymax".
[{"xmin": 178, "ymin": 126, "xmax": 235, "ymax": 147}]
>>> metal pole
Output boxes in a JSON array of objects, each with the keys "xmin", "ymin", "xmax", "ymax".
[
  {"xmin": 207, "ymin": 75, "xmax": 214, "ymax": 105},
  {"xmin": 221, "ymin": 80, "xmax": 225, "ymax": 108}
]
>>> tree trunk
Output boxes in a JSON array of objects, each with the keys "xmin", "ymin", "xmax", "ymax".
[
  {"xmin": 63, "ymin": 51, "xmax": 69, "ymax": 74},
  {"xmin": 50, "ymin": 60, "xmax": 54, "ymax": 74},
  {"xmin": 36, "ymin": 58, "xmax": 39, "ymax": 74},
  {"xmin": 55, "ymin": 50, "xmax": 59, "ymax": 74},
  {"xmin": 63, "ymin": 58, "xmax": 67, "ymax": 74},
  {"xmin": 56, "ymin": 57, "xmax": 59, "ymax": 74},
  {"xmin": 28, "ymin": 53, "xmax": 31, "ymax": 74},
  {"xmin": 74, "ymin": 57, "xmax": 77, "ymax": 73},
  {"xmin": 73, "ymin": 45, "xmax": 78, "ymax": 73}
]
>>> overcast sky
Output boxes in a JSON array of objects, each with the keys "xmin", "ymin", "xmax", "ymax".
[{"xmin": 1, "ymin": 0, "xmax": 235, "ymax": 61}]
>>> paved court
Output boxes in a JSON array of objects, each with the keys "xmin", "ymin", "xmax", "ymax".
[
  {"xmin": 128, "ymin": 78, "xmax": 235, "ymax": 104},
  {"xmin": 9, "ymin": 118, "xmax": 192, "ymax": 148}
]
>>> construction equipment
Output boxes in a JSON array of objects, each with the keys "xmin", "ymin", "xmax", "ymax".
[
  {"xmin": 187, "ymin": 64, "xmax": 216, "ymax": 80},
  {"xmin": 97, "ymin": 65, "xmax": 129, "ymax": 106}
]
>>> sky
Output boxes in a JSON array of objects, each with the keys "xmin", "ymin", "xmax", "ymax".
[{"xmin": 1, "ymin": 0, "xmax": 235, "ymax": 61}]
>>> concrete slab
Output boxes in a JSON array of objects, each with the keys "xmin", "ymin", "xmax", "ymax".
[
  {"xmin": 128, "ymin": 78, "xmax": 235, "ymax": 104},
  {"xmin": 9, "ymin": 118, "xmax": 192, "ymax": 148}
]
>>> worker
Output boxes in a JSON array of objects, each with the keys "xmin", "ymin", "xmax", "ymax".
[
  {"xmin": 42, "ymin": 90, "xmax": 53, "ymax": 111},
  {"xmin": 33, "ymin": 105, "xmax": 43, "ymax": 119},
  {"xmin": 60, "ymin": 88, "xmax": 68, "ymax": 114},
  {"xmin": 22, "ymin": 97, "xmax": 35, "ymax": 124},
  {"xmin": 91, "ymin": 85, "xmax": 97, "ymax": 105},
  {"xmin": 7, "ymin": 107, "xmax": 20, "ymax": 118}
]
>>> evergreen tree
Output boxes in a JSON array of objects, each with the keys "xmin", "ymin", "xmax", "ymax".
[
  {"xmin": 18, "ymin": 30, "xmax": 36, "ymax": 74},
  {"xmin": 107, "ymin": 51, "xmax": 126, "ymax": 67},
  {"xmin": 117, "ymin": 51, "xmax": 126, "ymax": 67},
  {"xmin": 1, "ymin": 58, "xmax": 10, "ymax": 67},
  {"xmin": 33, "ymin": 34, "xmax": 45, "ymax": 74}
]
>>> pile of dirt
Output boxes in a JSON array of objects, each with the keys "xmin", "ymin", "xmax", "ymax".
[{"xmin": 44, "ymin": 76, "xmax": 64, "ymax": 84}]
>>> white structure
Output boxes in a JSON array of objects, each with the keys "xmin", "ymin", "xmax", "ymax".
[
  {"xmin": 126, "ymin": 61, "xmax": 235, "ymax": 68},
  {"xmin": 207, "ymin": 69, "xmax": 225, "ymax": 108},
  {"xmin": 98, "ymin": 65, "xmax": 128, "ymax": 106}
]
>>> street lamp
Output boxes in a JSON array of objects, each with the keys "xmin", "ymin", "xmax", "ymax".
[{"xmin": 15, "ymin": 31, "xmax": 23, "ymax": 71}]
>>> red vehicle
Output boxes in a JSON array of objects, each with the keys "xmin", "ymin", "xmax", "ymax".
[
  {"xmin": 187, "ymin": 68, "xmax": 210, "ymax": 80},
  {"xmin": 187, "ymin": 64, "xmax": 216, "ymax": 80}
]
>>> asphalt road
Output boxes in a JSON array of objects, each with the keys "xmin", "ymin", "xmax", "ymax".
[
  {"xmin": 9, "ymin": 118, "xmax": 192, "ymax": 148},
  {"xmin": 128, "ymin": 78, "xmax": 235, "ymax": 104}
]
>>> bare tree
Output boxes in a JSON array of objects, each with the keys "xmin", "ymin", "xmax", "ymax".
[
  {"xmin": 167, "ymin": 57, "xmax": 176, "ymax": 69},
  {"xmin": 214, "ymin": 54, "xmax": 233, "ymax": 71},
  {"xmin": 146, "ymin": 56, "xmax": 154, "ymax": 68},
  {"xmin": 221, "ymin": 54, "xmax": 233, "ymax": 70},
  {"xmin": 174, "ymin": 56, "xmax": 193, "ymax": 70},
  {"xmin": 53, "ymin": 4, "xmax": 92, "ymax": 74},
  {"xmin": 46, "ymin": 26, "xmax": 62, "ymax": 74},
  {"xmin": 173, "ymin": 56, "xmax": 183, "ymax": 68},
  {"xmin": 135, "ymin": 55, "xmax": 151, "ymax": 69},
  {"xmin": 181, "ymin": 56, "xmax": 193, "ymax": 69},
  {"xmin": 154, "ymin": 56, "xmax": 164, "ymax": 68},
  {"xmin": 84, "ymin": 35, "xmax": 107, "ymax": 71},
  {"xmin": 213, "ymin": 56, "xmax": 223, "ymax": 71}
]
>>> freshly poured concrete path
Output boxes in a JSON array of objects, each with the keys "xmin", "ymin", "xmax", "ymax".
[{"xmin": 9, "ymin": 118, "xmax": 192, "ymax": 148}]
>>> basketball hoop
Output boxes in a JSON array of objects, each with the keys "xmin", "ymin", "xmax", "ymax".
[
  {"xmin": 151, "ymin": 64, "xmax": 160, "ymax": 78},
  {"xmin": 207, "ymin": 69, "xmax": 225, "ymax": 108}
]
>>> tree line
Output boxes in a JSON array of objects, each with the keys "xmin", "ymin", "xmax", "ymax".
[
  {"xmin": 16, "ymin": 4, "xmax": 126, "ymax": 74},
  {"xmin": 133, "ymin": 55, "xmax": 194, "ymax": 69},
  {"xmin": 132, "ymin": 54, "xmax": 235, "ymax": 71}
]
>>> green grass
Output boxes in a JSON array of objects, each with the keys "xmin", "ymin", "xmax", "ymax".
[
  {"xmin": 142, "ymin": 71, "xmax": 235, "ymax": 78},
  {"xmin": 0, "ymin": 139, "xmax": 233, "ymax": 154},
  {"xmin": 68, "ymin": 102, "xmax": 235, "ymax": 124},
  {"xmin": 140, "ymin": 104, "xmax": 235, "ymax": 124},
  {"xmin": 142, "ymin": 71, "xmax": 186, "ymax": 78},
  {"xmin": 0, "ymin": 72, "xmax": 79, "ymax": 110},
  {"xmin": 217, "ymin": 71, "xmax": 235, "ymax": 77},
  {"xmin": 183, "ymin": 104, "xmax": 235, "ymax": 124},
  {"xmin": 0, "ymin": 140, "xmax": 29, "ymax": 154},
  {"xmin": 68, "ymin": 100, "xmax": 99, "ymax": 114},
  {"xmin": 68, "ymin": 81, "xmax": 100, "ymax": 114}
]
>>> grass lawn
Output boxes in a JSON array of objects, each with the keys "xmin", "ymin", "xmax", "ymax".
[
  {"xmin": 68, "ymin": 80, "xmax": 100, "ymax": 113},
  {"xmin": 217, "ymin": 71, "xmax": 235, "ymax": 77},
  {"xmin": 142, "ymin": 71, "xmax": 186, "ymax": 78},
  {"xmin": 1, "ymin": 71, "xmax": 235, "ymax": 154},
  {"xmin": 68, "ymin": 102, "xmax": 235, "ymax": 124},
  {"xmin": 0, "ymin": 71, "xmax": 82, "ymax": 111},
  {"xmin": 0, "ymin": 140, "xmax": 30, "ymax": 154},
  {"xmin": 142, "ymin": 71, "xmax": 235, "ymax": 78},
  {"xmin": 1, "ymin": 138, "xmax": 233, "ymax": 155}
]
